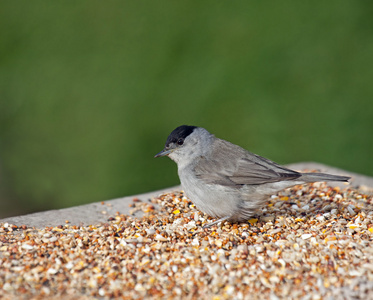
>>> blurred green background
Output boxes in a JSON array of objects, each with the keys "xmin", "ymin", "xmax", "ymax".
[{"xmin": 1, "ymin": 1, "xmax": 372, "ymax": 218}]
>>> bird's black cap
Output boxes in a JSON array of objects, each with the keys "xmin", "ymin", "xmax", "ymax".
[{"xmin": 165, "ymin": 125, "xmax": 197, "ymax": 147}]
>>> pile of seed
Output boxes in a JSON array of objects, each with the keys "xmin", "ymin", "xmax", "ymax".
[{"xmin": 1, "ymin": 182, "xmax": 373, "ymax": 299}]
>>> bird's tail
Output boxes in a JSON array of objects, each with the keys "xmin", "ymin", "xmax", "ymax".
[{"xmin": 300, "ymin": 172, "xmax": 350, "ymax": 183}]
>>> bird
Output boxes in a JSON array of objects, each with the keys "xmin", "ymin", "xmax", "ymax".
[{"xmin": 155, "ymin": 125, "xmax": 351, "ymax": 228}]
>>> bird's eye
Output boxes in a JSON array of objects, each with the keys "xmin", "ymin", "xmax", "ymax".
[{"xmin": 177, "ymin": 138, "xmax": 184, "ymax": 145}]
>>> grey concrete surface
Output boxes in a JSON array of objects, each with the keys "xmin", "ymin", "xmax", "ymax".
[
  {"xmin": 1, "ymin": 162, "xmax": 372, "ymax": 229},
  {"xmin": 0, "ymin": 186, "xmax": 180, "ymax": 229}
]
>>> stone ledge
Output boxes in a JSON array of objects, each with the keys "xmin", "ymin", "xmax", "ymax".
[{"xmin": 1, "ymin": 162, "xmax": 372, "ymax": 228}]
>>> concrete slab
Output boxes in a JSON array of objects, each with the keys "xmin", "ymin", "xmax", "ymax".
[
  {"xmin": 0, "ymin": 186, "xmax": 180, "ymax": 229},
  {"xmin": 1, "ymin": 162, "xmax": 372, "ymax": 228}
]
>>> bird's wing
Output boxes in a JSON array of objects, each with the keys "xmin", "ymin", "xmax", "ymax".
[{"xmin": 194, "ymin": 139, "xmax": 301, "ymax": 187}]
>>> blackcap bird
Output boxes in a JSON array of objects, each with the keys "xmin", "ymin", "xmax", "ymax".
[{"xmin": 155, "ymin": 125, "xmax": 350, "ymax": 228}]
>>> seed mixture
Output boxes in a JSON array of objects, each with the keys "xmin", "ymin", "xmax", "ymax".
[{"xmin": 1, "ymin": 182, "xmax": 373, "ymax": 299}]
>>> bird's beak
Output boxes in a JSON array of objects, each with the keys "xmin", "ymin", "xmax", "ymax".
[{"xmin": 154, "ymin": 149, "xmax": 173, "ymax": 158}]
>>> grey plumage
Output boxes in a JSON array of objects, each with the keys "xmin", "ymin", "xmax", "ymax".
[{"xmin": 155, "ymin": 125, "xmax": 350, "ymax": 227}]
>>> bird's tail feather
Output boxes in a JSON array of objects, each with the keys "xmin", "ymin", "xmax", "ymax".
[{"xmin": 300, "ymin": 172, "xmax": 350, "ymax": 183}]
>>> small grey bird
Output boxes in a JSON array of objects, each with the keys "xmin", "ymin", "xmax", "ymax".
[{"xmin": 155, "ymin": 125, "xmax": 350, "ymax": 228}]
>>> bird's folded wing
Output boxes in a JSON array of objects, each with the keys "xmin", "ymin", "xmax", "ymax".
[{"xmin": 194, "ymin": 139, "xmax": 301, "ymax": 187}]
